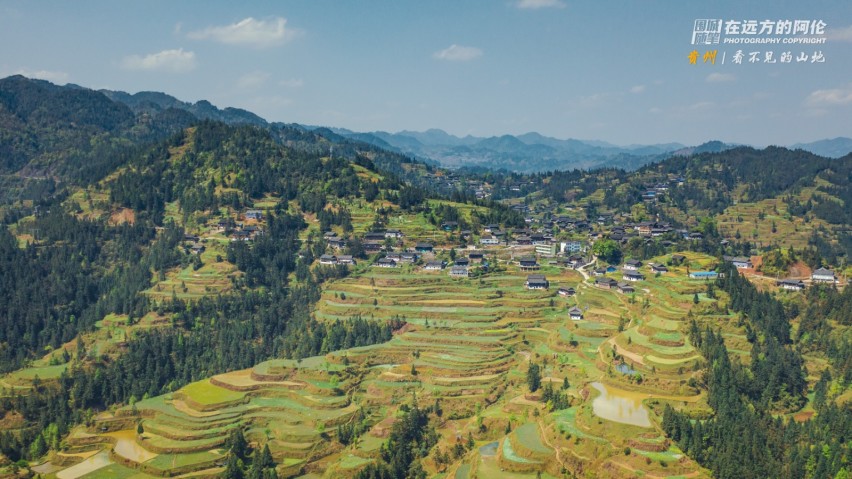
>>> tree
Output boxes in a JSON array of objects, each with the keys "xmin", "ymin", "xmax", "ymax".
[
  {"xmin": 592, "ymin": 239, "xmax": 622, "ymax": 265},
  {"xmin": 527, "ymin": 363, "xmax": 542, "ymax": 392}
]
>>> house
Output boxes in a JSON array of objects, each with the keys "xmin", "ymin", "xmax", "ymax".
[
  {"xmin": 385, "ymin": 229, "xmax": 404, "ymax": 238},
  {"xmin": 415, "ymin": 242, "xmax": 434, "ymax": 253},
  {"xmin": 319, "ymin": 254, "xmax": 338, "ymax": 265},
  {"xmin": 811, "ymin": 268, "xmax": 836, "ymax": 283},
  {"xmin": 424, "ymin": 261, "xmax": 446, "ymax": 271},
  {"xmin": 594, "ymin": 277, "xmax": 617, "ymax": 289},
  {"xmin": 323, "ymin": 230, "xmax": 338, "ymax": 239},
  {"xmin": 636, "ymin": 222, "xmax": 655, "ymax": 235},
  {"xmin": 689, "ymin": 271, "xmax": 719, "ymax": 279},
  {"xmin": 723, "ymin": 256, "xmax": 753, "ymax": 269},
  {"xmin": 449, "ymin": 266, "xmax": 470, "ymax": 278},
  {"xmin": 230, "ymin": 230, "xmax": 252, "ymax": 241},
  {"xmin": 623, "ymin": 259, "xmax": 643, "ymax": 271},
  {"xmin": 460, "ymin": 230, "xmax": 472, "ymax": 239},
  {"xmin": 468, "ymin": 252, "xmax": 484, "ymax": 262},
  {"xmin": 484, "ymin": 224, "xmax": 499, "ymax": 233},
  {"xmin": 568, "ymin": 306, "xmax": 584, "ymax": 321},
  {"xmin": 515, "ymin": 236, "xmax": 533, "ymax": 245},
  {"xmin": 440, "ymin": 221, "xmax": 458, "ymax": 231},
  {"xmin": 243, "ymin": 225, "xmax": 261, "ymax": 237},
  {"xmin": 535, "ymin": 243, "xmax": 558, "ymax": 257},
  {"xmin": 327, "ymin": 237, "xmax": 346, "ymax": 249},
  {"xmin": 525, "ymin": 274, "xmax": 549, "ymax": 290},
  {"xmin": 650, "ymin": 264, "xmax": 668, "ymax": 274},
  {"xmin": 623, "ymin": 272, "xmax": 645, "ymax": 282},
  {"xmin": 375, "ymin": 258, "xmax": 397, "ymax": 268},
  {"xmin": 245, "ymin": 210, "xmax": 263, "ymax": 221},
  {"xmin": 364, "ymin": 231, "xmax": 387, "ymax": 242},
  {"xmin": 617, "ymin": 282, "xmax": 635, "ymax": 294},
  {"xmin": 777, "ymin": 279, "xmax": 805, "ymax": 291},
  {"xmin": 519, "ymin": 257, "xmax": 540, "ymax": 271},
  {"xmin": 561, "ymin": 241, "xmax": 585, "ymax": 253},
  {"xmin": 530, "ymin": 233, "xmax": 547, "ymax": 245},
  {"xmin": 592, "ymin": 268, "xmax": 607, "ymax": 277},
  {"xmin": 671, "ymin": 254, "xmax": 686, "ymax": 265},
  {"xmin": 337, "ymin": 255, "xmax": 356, "ymax": 265},
  {"xmin": 480, "ymin": 235, "xmax": 500, "ymax": 245},
  {"xmin": 364, "ymin": 241, "xmax": 384, "ymax": 253},
  {"xmin": 454, "ymin": 257, "xmax": 470, "ymax": 267},
  {"xmin": 189, "ymin": 243, "xmax": 205, "ymax": 255},
  {"xmin": 558, "ymin": 287, "xmax": 576, "ymax": 297}
]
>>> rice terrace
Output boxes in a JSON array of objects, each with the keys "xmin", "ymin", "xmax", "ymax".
[{"xmin": 1, "ymin": 9, "xmax": 851, "ymax": 478}]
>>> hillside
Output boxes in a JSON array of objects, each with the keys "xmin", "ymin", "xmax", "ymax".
[{"xmin": 0, "ymin": 77, "xmax": 849, "ymax": 479}]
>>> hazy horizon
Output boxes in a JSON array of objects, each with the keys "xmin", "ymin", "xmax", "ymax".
[{"xmin": 1, "ymin": 0, "xmax": 850, "ymax": 146}]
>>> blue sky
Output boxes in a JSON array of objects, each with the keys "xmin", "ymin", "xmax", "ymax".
[{"xmin": 1, "ymin": 0, "xmax": 850, "ymax": 146}]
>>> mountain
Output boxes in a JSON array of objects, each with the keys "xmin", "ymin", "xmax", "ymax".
[
  {"xmin": 791, "ymin": 137, "xmax": 852, "ymax": 158},
  {"xmin": 671, "ymin": 140, "xmax": 737, "ymax": 157},
  {"xmin": 101, "ymin": 89, "xmax": 268, "ymax": 126},
  {"xmin": 0, "ymin": 75, "xmax": 196, "ymax": 181},
  {"xmin": 328, "ymin": 128, "xmax": 691, "ymax": 173}
]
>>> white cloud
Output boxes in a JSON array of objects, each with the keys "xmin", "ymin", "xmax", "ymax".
[
  {"xmin": 826, "ymin": 25, "xmax": 852, "ymax": 42},
  {"xmin": 706, "ymin": 73, "xmax": 735, "ymax": 83},
  {"xmin": 515, "ymin": 0, "xmax": 566, "ymax": 9},
  {"xmin": 188, "ymin": 17, "xmax": 299, "ymax": 48},
  {"xmin": 121, "ymin": 48, "xmax": 196, "ymax": 73},
  {"xmin": 689, "ymin": 101, "xmax": 714, "ymax": 110},
  {"xmin": 236, "ymin": 70, "xmax": 270, "ymax": 89},
  {"xmin": 433, "ymin": 44, "xmax": 483, "ymax": 62},
  {"xmin": 805, "ymin": 83, "xmax": 852, "ymax": 107},
  {"xmin": 630, "ymin": 85, "xmax": 645, "ymax": 94},
  {"xmin": 278, "ymin": 78, "xmax": 304, "ymax": 88},
  {"xmin": 10, "ymin": 68, "xmax": 69, "ymax": 83},
  {"xmin": 577, "ymin": 91, "xmax": 619, "ymax": 108}
]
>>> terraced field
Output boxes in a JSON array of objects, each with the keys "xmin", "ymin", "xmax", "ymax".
[{"xmin": 45, "ymin": 251, "xmax": 718, "ymax": 478}]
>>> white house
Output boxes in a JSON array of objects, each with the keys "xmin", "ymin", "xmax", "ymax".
[
  {"xmin": 811, "ymin": 268, "xmax": 836, "ymax": 284},
  {"xmin": 568, "ymin": 306, "xmax": 584, "ymax": 320}
]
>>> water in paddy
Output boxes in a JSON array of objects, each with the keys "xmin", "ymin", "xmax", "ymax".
[
  {"xmin": 615, "ymin": 363, "xmax": 636, "ymax": 375},
  {"xmin": 56, "ymin": 451, "xmax": 112, "ymax": 479},
  {"xmin": 479, "ymin": 441, "xmax": 498, "ymax": 457},
  {"xmin": 590, "ymin": 381, "xmax": 651, "ymax": 427},
  {"xmin": 106, "ymin": 430, "xmax": 158, "ymax": 462}
]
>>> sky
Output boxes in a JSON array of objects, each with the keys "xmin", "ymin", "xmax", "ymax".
[{"xmin": 1, "ymin": 0, "xmax": 851, "ymax": 146}]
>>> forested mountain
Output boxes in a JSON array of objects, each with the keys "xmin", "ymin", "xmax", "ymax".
[{"xmin": 0, "ymin": 76, "xmax": 848, "ymax": 479}]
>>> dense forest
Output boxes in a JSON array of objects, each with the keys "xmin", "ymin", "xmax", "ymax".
[{"xmin": 665, "ymin": 265, "xmax": 849, "ymax": 479}]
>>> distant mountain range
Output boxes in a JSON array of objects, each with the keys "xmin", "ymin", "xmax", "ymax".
[
  {"xmin": 7, "ymin": 75, "xmax": 847, "ymax": 174},
  {"xmin": 313, "ymin": 127, "xmax": 742, "ymax": 173},
  {"xmin": 791, "ymin": 137, "xmax": 852, "ymax": 159}
]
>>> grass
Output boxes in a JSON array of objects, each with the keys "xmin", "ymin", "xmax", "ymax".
[{"xmin": 178, "ymin": 380, "xmax": 246, "ymax": 406}]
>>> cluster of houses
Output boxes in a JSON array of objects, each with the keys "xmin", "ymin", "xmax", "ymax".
[
  {"xmin": 319, "ymin": 254, "xmax": 356, "ymax": 266},
  {"xmin": 776, "ymin": 267, "xmax": 837, "ymax": 291}
]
